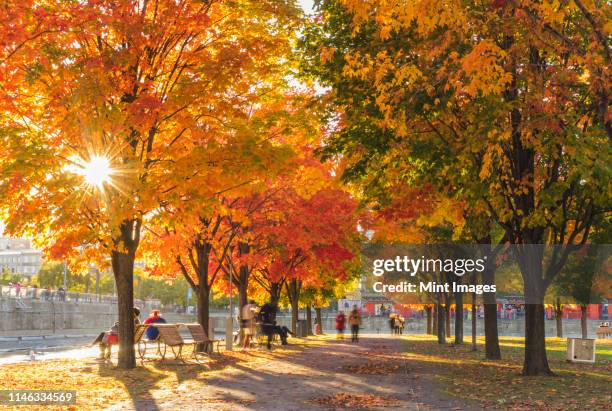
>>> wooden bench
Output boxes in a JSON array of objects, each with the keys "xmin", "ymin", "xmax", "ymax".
[
  {"xmin": 155, "ymin": 324, "xmax": 207, "ymax": 363},
  {"xmin": 135, "ymin": 324, "xmax": 160, "ymax": 361},
  {"xmin": 596, "ymin": 326, "xmax": 612, "ymax": 339},
  {"xmin": 184, "ymin": 323, "xmax": 221, "ymax": 354}
]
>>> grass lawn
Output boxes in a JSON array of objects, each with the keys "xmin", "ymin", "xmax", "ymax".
[{"xmin": 402, "ymin": 334, "xmax": 612, "ymax": 410}]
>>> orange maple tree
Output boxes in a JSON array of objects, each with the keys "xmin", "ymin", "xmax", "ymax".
[{"xmin": 0, "ymin": 0, "xmax": 300, "ymax": 368}]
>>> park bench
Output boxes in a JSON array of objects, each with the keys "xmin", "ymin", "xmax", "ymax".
[
  {"xmin": 135, "ymin": 324, "xmax": 161, "ymax": 361},
  {"xmin": 595, "ymin": 326, "xmax": 612, "ymax": 339},
  {"xmin": 154, "ymin": 324, "xmax": 208, "ymax": 363},
  {"xmin": 184, "ymin": 323, "xmax": 221, "ymax": 354}
]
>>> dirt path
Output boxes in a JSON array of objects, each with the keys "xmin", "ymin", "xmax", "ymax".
[{"xmin": 144, "ymin": 334, "xmax": 475, "ymax": 411}]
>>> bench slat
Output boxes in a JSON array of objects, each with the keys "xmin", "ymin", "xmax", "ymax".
[
  {"xmin": 155, "ymin": 324, "xmax": 184, "ymax": 346},
  {"xmin": 185, "ymin": 323, "xmax": 211, "ymax": 344}
]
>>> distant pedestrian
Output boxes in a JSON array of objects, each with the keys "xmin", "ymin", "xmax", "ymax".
[
  {"xmin": 349, "ymin": 306, "xmax": 362, "ymax": 342},
  {"xmin": 57, "ymin": 286, "xmax": 66, "ymax": 301},
  {"xmin": 335, "ymin": 311, "xmax": 346, "ymax": 339}
]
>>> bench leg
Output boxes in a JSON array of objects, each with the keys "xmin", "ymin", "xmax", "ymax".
[
  {"xmin": 157, "ymin": 342, "xmax": 167, "ymax": 361},
  {"xmin": 170, "ymin": 345, "xmax": 184, "ymax": 363},
  {"xmin": 137, "ymin": 341, "xmax": 146, "ymax": 361},
  {"xmin": 192, "ymin": 344, "xmax": 208, "ymax": 363}
]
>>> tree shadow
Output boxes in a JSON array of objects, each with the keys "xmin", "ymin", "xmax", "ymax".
[{"xmin": 96, "ymin": 359, "xmax": 166, "ymax": 411}]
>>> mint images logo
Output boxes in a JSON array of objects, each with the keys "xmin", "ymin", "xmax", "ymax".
[{"xmin": 372, "ymin": 255, "xmax": 487, "ymax": 277}]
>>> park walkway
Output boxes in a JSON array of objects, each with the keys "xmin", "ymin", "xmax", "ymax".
[{"xmin": 109, "ymin": 334, "xmax": 473, "ymax": 411}]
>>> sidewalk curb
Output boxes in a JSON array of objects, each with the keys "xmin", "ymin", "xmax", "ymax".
[{"xmin": 0, "ymin": 334, "xmax": 97, "ymax": 342}]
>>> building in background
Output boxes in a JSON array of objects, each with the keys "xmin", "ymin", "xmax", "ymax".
[{"xmin": 0, "ymin": 237, "xmax": 43, "ymax": 277}]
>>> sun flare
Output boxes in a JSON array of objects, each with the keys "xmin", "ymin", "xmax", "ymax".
[{"xmin": 75, "ymin": 155, "xmax": 114, "ymax": 188}]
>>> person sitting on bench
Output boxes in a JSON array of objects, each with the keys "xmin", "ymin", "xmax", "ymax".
[
  {"xmin": 259, "ymin": 302, "xmax": 294, "ymax": 349},
  {"xmin": 143, "ymin": 309, "xmax": 167, "ymax": 340},
  {"xmin": 93, "ymin": 307, "xmax": 141, "ymax": 359}
]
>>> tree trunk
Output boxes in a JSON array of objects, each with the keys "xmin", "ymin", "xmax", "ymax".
[
  {"xmin": 471, "ymin": 293, "xmax": 477, "ymax": 351},
  {"xmin": 580, "ymin": 304, "xmax": 588, "ymax": 339},
  {"xmin": 523, "ymin": 304, "xmax": 553, "ymax": 375},
  {"xmin": 236, "ymin": 277, "xmax": 248, "ymax": 345},
  {"xmin": 286, "ymin": 279, "xmax": 301, "ymax": 334},
  {"xmin": 432, "ymin": 304, "xmax": 438, "ymax": 336},
  {"xmin": 269, "ymin": 282, "xmax": 281, "ymax": 306},
  {"xmin": 111, "ymin": 250, "xmax": 136, "ymax": 369},
  {"xmin": 436, "ymin": 302, "xmax": 445, "ymax": 343},
  {"xmin": 236, "ymin": 242, "xmax": 250, "ymax": 311},
  {"xmin": 517, "ymin": 245, "xmax": 553, "ymax": 375},
  {"xmin": 196, "ymin": 284, "xmax": 210, "ymax": 351},
  {"xmin": 554, "ymin": 298, "xmax": 563, "ymax": 338},
  {"xmin": 425, "ymin": 306, "xmax": 433, "ymax": 335},
  {"xmin": 306, "ymin": 304, "xmax": 313, "ymax": 335},
  {"xmin": 291, "ymin": 299, "xmax": 298, "ymax": 334},
  {"xmin": 315, "ymin": 307, "xmax": 323, "ymax": 334},
  {"xmin": 480, "ymin": 237, "xmax": 501, "ymax": 359},
  {"xmin": 455, "ymin": 293, "xmax": 463, "ymax": 344},
  {"xmin": 235, "ymin": 242, "xmax": 250, "ymax": 345},
  {"xmin": 444, "ymin": 303, "xmax": 451, "ymax": 337},
  {"xmin": 483, "ymin": 303, "xmax": 500, "ymax": 358},
  {"xmin": 238, "ymin": 283, "xmax": 248, "ymax": 317}
]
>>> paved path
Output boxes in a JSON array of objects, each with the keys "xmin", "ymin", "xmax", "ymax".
[{"xmin": 142, "ymin": 335, "xmax": 473, "ymax": 411}]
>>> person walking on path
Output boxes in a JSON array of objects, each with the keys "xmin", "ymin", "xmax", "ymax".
[
  {"xmin": 389, "ymin": 314, "xmax": 396, "ymax": 335},
  {"xmin": 240, "ymin": 300, "xmax": 258, "ymax": 349},
  {"xmin": 349, "ymin": 306, "xmax": 362, "ymax": 342},
  {"xmin": 335, "ymin": 311, "xmax": 346, "ymax": 339}
]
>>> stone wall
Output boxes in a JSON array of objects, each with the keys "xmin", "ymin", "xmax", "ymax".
[
  {"xmin": 0, "ymin": 298, "xmax": 199, "ymax": 335},
  {"xmin": 0, "ymin": 298, "xmax": 605, "ymax": 339}
]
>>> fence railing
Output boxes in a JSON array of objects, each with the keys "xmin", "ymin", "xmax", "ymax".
[{"xmin": 0, "ymin": 285, "xmax": 158, "ymax": 306}]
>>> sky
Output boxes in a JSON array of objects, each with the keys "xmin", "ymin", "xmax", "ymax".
[{"xmin": 299, "ymin": 0, "xmax": 315, "ymax": 14}]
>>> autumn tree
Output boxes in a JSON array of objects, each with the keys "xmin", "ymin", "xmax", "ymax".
[
  {"xmin": 552, "ymin": 220, "xmax": 611, "ymax": 339},
  {"xmin": 258, "ymin": 187, "xmax": 358, "ymax": 332},
  {"xmin": 302, "ymin": 0, "xmax": 610, "ymax": 375},
  {"xmin": 0, "ymin": 0, "xmax": 300, "ymax": 368}
]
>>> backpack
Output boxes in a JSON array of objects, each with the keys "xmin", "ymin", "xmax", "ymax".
[{"xmin": 260, "ymin": 304, "xmax": 276, "ymax": 324}]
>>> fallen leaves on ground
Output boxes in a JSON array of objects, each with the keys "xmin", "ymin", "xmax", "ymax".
[
  {"xmin": 0, "ymin": 341, "xmax": 317, "ymax": 411},
  {"xmin": 402, "ymin": 335, "xmax": 612, "ymax": 411},
  {"xmin": 311, "ymin": 392, "xmax": 399, "ymax": 409},
  {"xmin": 343, "ymin": 362, "xmax": 402, "ymax": 374}
]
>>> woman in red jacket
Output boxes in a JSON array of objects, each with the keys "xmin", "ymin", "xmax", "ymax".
[{"xmin": 335, "ymin": 311, "xmax": 346, "ymax": 339}]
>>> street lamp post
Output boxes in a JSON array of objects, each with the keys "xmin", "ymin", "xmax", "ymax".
[
  {"xmin": 226, "ymin": 266, "xmax": 233, "ymax": 351},
  {"xmin": 63, "ymin": 260, "xmax": 68, "ymax": 289}
]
